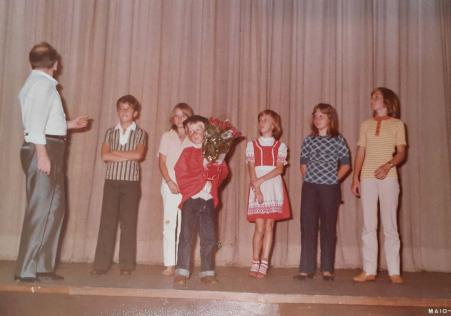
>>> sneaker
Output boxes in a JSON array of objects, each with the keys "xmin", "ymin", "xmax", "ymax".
[
  {"xmin": 200, "ymin": 276, "xmax": 219, "ymax": 285},
  {"xmin": 353, "ymin": 272, "xmax": 376, "ymax": 282},
  {"xmin": 389, "ymin": 275, "xmax": 404, "ymax": 284},
  {"xmin": 174, "ymin": 275, "xmax": 187, "ymax": 286}
]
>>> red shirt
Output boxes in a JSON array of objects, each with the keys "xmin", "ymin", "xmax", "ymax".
[{"xmin": 175, "ymin": 146, "xmax": 229, "ymax": 208}]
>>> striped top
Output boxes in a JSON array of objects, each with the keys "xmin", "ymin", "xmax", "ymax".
[
  {"xmin": 104, "ymin": 124, "xmax": 148, "ymax": 181},
  {"xmin": 357, "ymin": 117, "xmax": 406, "ymax": 179}
]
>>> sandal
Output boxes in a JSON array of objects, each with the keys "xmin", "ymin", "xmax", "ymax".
[
  {"xmin": 256, "ymin": 260, "xmax": 269, "ymax": 279},
  {"xmin": 248, "ymin": 260, "xmax": 260, "ymax": 278}
]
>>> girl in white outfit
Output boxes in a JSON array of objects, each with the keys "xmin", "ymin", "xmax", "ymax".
[{"xmin": 158, "ymin": 103, "xmax": 193, "ymax": 276}]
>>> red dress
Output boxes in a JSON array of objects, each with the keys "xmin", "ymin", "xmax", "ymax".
[{"xmin": 246, "ymin": 138, "xmax": 291, "ymax": 222}]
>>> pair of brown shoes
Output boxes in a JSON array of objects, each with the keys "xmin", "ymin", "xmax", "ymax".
[
  {"xmin": 353, "ymin": 272, "xmax": 403, "ymax": 284},
  {"xmin": 173, "ymin": 275, "xmax": 219, "ymax": 286}
]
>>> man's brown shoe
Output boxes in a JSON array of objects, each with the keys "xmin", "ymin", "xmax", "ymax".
[
  {"xmin": 353, "ymin": 272, "xmax": 376, "ymax": 282},
  {"xmin": 389, "ymin": 275, "xmax": 404, "ymax": 284}
]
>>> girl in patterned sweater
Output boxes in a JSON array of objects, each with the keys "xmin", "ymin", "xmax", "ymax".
[
  {"xmin": 246, "ymin": 110, "xmax": 291, "ymax": 279},
  {"xmin": 294, "ymin": 103, "xmax": 350, "ymax": 281}
]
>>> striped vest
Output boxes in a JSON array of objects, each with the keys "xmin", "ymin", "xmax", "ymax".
[{"xmin": 104, "ymin": 125, "xmax": 147, "ymax": 181}]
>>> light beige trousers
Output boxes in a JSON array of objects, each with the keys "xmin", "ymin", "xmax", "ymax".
[{"xmin": 360, "ymin": 177, "xmax": 401, "ymax": 276}]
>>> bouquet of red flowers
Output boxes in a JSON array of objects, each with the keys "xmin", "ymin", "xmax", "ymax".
[{"xmin": 203, "ymin": 117, "xmax": 242, "ymax": 163}]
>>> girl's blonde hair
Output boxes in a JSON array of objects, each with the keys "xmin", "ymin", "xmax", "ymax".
[
  {"xmin": 371, "ymin": 87, "xmax": 401, "ymax": 118},
  {"xmin": 170, "ymin": 103, "xmax": 193, "ymax": 130},
  {"xmin": 310, "ymin": 103, "xmax": 339, "ymax": 137},
  {"xmin": 258, "ymin": 109, "xmax": 283, "ymax": 140}
]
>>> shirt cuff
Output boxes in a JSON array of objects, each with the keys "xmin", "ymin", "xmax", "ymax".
[{"xmin": 25, "ymin": 133, "xmax": 46, "ymax": 145}]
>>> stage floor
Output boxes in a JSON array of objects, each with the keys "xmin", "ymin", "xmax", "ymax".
[{"xmin": 0, "ymin": 261, "xmax": 450, "ymax": 315}]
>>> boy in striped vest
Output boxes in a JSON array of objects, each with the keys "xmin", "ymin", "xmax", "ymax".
[{"xmin": 91, "ymin": 95, "xmax": 148, "ymax": 276}]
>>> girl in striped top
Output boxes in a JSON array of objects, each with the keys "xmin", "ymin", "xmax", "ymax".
[{"xmin": 351, "ymin": 87, "xmax": 407, "ymax": 284}]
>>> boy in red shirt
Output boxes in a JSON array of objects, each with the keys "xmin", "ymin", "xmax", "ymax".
[{"xmin": 173, "ymin": 115, "xmax": 229, "ymax": 286}]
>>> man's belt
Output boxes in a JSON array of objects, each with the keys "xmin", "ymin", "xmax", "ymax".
[{"xmin": 45, "ymin": 134, "xmax": 67, "ymax": 141}]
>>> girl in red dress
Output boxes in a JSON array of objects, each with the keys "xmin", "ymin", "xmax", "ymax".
[{"xmin": 246, "ymin": 110, "xmax": 291, "ymax": 279}]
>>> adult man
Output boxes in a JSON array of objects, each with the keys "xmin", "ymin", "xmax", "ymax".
[{"xmin": 15, "ymin": 42, "xmax": 89, "ymax": 282}]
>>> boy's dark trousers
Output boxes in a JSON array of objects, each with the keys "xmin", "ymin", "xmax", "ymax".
[
  {"xmin": 93, "ymin": 180, "xmax": 140, "ymax": 272},
  {"xmin": 176, "ymin": 198, "xmax": 217, "ymax": 278},
  {"xmin": 299, "ymin": 181, "xmax": 340, "ymax": 274}
]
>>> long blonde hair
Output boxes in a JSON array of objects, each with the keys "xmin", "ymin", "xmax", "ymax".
[{"xmin": 170, "ymin": 103, "xmax": 193, "ymax": 130}]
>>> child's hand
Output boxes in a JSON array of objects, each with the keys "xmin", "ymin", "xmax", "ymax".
[
  {"xmin": 252, "ymin": 178, "xmax": 263, "ymax": 188},
  {"xmin": 167, "ymin": 180, "xmax": 180, "ymax": 194},
  {"xmin": 374, "ymin": 163, "xmax": 390, "ymax": 180},
  {"xmin": 351, "ymin": 178, "xmax": 360, "ymax": 197},
  {"xmin": 255, "ymin": 187, "xmax": 264, "ymax": 204}
]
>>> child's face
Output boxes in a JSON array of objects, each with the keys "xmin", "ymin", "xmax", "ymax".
[
  {"xmin": 173, "ymin": 108, "xmax": 188, "ymax": 129},
  {"xmin": 117, "ymin": 102, "xmax": 138, "ymax": 125},
  {"xmin": 186, "ymin": 122, "xmax": 205, "ymax": 145},
  {"xmin": 258, "ymin": 114, "xmax": 274, "ymax": 136},
  {"xmin": 370, "ymin": 90, "xmax": 386, "ymax": 113},
  {"xmin": 313, "ymin": 109, "xmax": 330, "ymax": 132}
]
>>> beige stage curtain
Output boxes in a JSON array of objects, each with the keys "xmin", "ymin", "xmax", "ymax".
[{"xmin": 0, "ymin": 0, "xmax": 450, "ymax": 272}]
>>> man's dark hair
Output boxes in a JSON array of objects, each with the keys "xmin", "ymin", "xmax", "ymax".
[{"xmin": 29, "ymin": 42, "xmax": 60, "ymax": 69}]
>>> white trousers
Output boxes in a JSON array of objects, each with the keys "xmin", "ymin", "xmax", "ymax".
[
  {"xmin": 161, "ymin": 182, "xmax": 182, "ymax": 267},
  {"xmin": 360, "ymin": 177, "xmax": 401, "ymax": 276}
]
